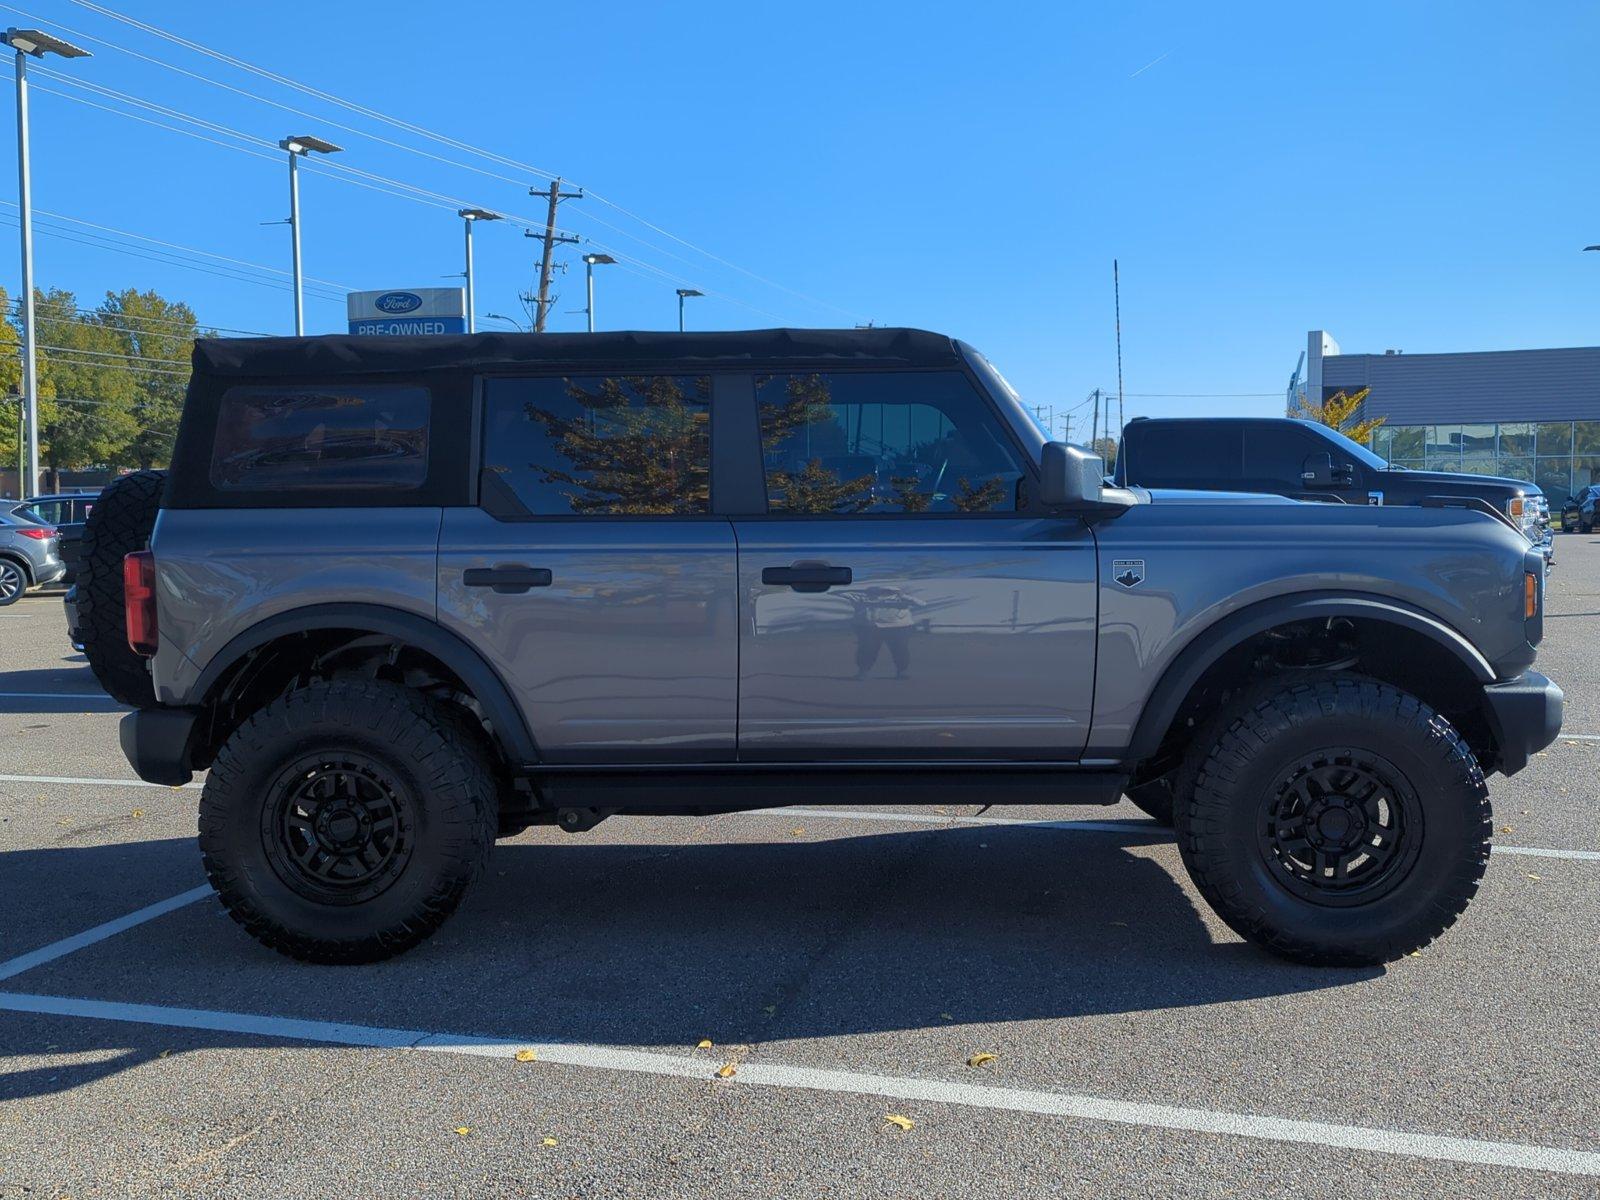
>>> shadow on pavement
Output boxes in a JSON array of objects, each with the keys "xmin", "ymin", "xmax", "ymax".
[{"xmin": 0, "ymin": 824, "xmax": 1379, "ymax": 1099}]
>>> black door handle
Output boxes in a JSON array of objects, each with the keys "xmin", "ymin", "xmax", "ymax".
[
  {"xmin": 762, "ymin": 561, "xmax": 853, "ymax": 593},
  {"xmin": 463, "ymin": 565, "xmax": 553, "ymax": 594}
]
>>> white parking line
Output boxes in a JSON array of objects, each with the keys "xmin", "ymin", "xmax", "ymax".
[
  {"xmin": 0, "ymin": 773, "xmax": 200, "ymax": 789},
  {"xmin": 0, "ymin": 989, "xmax": 1594, "ymax": 1176},
  {"xmin": 0, "ymin": 692, "xmax": 123, "ymax": 704},
  {"xmin": 0, "ymin": 886, "xmax": 211, "ymax": 983}
]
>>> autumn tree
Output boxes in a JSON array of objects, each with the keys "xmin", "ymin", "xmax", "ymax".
[
  {"xmin": 33, "ymin": 288, "xmax": 139, "ymax": 491},
  {"xmin": 99, "ymin": 288, "xmax": 204, "ymax": 469},
  {"xmin": 1293, "ymin": 385, "xmax": 1385, "ymax": 447}
]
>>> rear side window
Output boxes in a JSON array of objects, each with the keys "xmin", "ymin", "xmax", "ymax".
[
  {"xmin": 210, "ymin": 384, "xmax": 430, "ymax": 492},
  {"xmin": 1243, "ymin": 424, "xmax": 1327, "ymax": 492},
  {"xmin": 1122, "ymin": 423, "xmax": 1243, "ymax": 488},
  {"xmin": 481, "ymin": 375, "xmax": 711, "ymax": 516}
]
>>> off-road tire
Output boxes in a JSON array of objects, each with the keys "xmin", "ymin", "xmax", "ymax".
[
  {"xmin": 1175, "ymin": 676, "xmax": 1491, "ymax": 966},
  {"xmin": 1125, "ymin": 776, "xmax": 1175, "ymax": 825},
  {"xmin": 76, "ymin": 469, "xmax": 166, "ymax": 706},
  {"xmin": 199, "ymin": 679, "xmax": 497, "ymax": 964}
]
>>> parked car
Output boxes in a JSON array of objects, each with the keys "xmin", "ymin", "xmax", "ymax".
[
  {"xmin": 15, "ymin": 490, "xmax": 98, "ymax": 585},
  {"xmin": 1114, "ymin": 417, "xmax": 1556, "ymax": 566},
  {"xmin": 0, "ymin": 507, "xmax": 63, "ymax": 606},
  {"xmin": 88, "ymin": 330, "xmax": 1560, "ymax": 968},
  {"xmin": 1561, "ymin": 484, "xmax": 1600, "ymax": 533}
]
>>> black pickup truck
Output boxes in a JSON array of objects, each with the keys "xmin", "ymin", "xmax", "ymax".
[{"xmin": 1113, "ymin": 417, "xmax": 1554, "ymax": 564}]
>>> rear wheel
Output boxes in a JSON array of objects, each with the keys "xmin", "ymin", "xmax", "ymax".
[
  {"xmin": 199, "ymin": 679, "xmax": 497, "ymax": 963},
  {"xmin": 1176, "ymin": 675, "xmax": 1490, "ymax": 966},
  {"xmin": 76, "ymin": 470, "xmax": 166, "ymax": 705},
  {"xmin": 0, "ymin": 558, "xmax": 25, "ymax": 606}
]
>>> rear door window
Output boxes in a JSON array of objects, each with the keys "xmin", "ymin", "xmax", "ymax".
[
  {"xmin": 1243, "ymin": 423, "xmax": 1331, "ymax": 492},
  {"xmin": 480, "ymin": 375, "xmax": 711, "ymax": 516},
  {"xmin": 1123, "ymin": 424, "xmax": 1243, "ymax": 488},
  {"xmin": 210, "ymin": 384, "xmax": 430, "ymax": 492}
]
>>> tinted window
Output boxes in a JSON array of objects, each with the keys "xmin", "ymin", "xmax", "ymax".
[
  {"xmin": 1121, "ymin": 423, "xmax": 1243, "ymax": 488},
  {"xmin": 755, "ymin": 371, "xmax": 1024, "ymax": 514},
  {"xmin": 1244, "ymin": 424, "xmax": 1340, "ymax": 492},
  {"xmin": 210, "ymin": 384, "xmax": 429, "ymax": 492},
  {"xmin": 482, "ymin": 375, "xmax": 711, "ymax": 516}
]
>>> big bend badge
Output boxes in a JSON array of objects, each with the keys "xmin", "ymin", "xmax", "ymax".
[{"xmin": 1112, "ymin": 559, "xmax": 1145, "ymax": 589}]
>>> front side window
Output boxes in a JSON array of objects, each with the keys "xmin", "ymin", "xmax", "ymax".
[
  {"xmin": 755, "ymin": 370, "xmax": 1024, "ymax": 514},
  {"xmin": 210, "ymin": 384, "xmax": 430, "ymax": 492},
  {"xmin": 482, "ymin": 375, "xmax": 711, "ymax": 516}
]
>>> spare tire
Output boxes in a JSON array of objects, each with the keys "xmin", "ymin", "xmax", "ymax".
[{"xmin": 77, "ymin": 470, "xmax": 166, "ymax": 707}]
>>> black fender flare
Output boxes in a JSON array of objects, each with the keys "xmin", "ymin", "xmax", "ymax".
[
  {"xmin": 1121, "ymin": 591, "xmax": 1496, "ymax": 763},
  {"xmin": 190, "ymin": 602, "xmax": 539, "ymax": 767}
]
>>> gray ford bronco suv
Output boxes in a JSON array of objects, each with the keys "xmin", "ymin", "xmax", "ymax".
[{"xmin": 88, "ymin": 329, "xmax": 1562, "ymax": 967}]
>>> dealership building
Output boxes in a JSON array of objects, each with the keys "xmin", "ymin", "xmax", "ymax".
[{"xmin": 1294, "ymin": 331, "xmax": 1600, "ymax": 506}]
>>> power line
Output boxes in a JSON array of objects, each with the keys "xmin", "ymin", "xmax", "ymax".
[{"xmin": 54, "ymin": 0, "xmax": 866, "ymax": 322}]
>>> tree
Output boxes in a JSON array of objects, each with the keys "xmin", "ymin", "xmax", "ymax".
[
  {"xmin": 33, "ymin": 287, "xmax": 139, "ymax": 489},
  {"xmin": 1293, "ymin": 385, "xmax": 1385, "ymax": 447},
  {"xmin": 98, "ymin": 288, "xmax": 204, "ymax": 469},
  {"xmin": 1089, "ymin": 436, "xmax": 1118, "ymax": 471},
  {"xmin": 0, "ymin": 286, "xmax": 23, "ymax": 491}
]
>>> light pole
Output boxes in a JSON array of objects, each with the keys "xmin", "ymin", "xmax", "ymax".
[
  {"xmin": 676, "ymin": 287, "xmax": 703, "ymax": 332},
  {"xmin": 278, "ymin": 134, "xmax": 340, "ymax": 335},
  {"xmin": 3, "ymin": 27, "xmax": 90, "ymax": 498},
  {"xmin": 484, "ymin": 312, "xmax": 525, "ymax": 332},
  {"xmin": 581, "ymin": 253, "xmax": 615, "ymax": 332},
  {"xmin": 458, "ymin": 208, "xmax": 500, "ymax": 334}
]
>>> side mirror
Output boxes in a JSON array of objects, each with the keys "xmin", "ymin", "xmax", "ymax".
[
  {"xmin": 1039, "ymin": 442, "xmax": 1107, "ymax": 507},
  {"xmin": 1301, "ymin": 451, "xmax": 1355, "ymax": 488}
]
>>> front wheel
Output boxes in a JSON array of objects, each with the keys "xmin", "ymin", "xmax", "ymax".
[
  {"xmin": 198, "ymin": 679, "xmax": 497, "ymax": 963},
  {"xmin": 1176, "ymin": 676, "xmax": 1490, "ymax": 966}
]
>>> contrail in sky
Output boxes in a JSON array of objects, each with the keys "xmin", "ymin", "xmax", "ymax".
[{"xmin": 1129, "ymin": 51, "xmax": 1170, "ymax": 78}]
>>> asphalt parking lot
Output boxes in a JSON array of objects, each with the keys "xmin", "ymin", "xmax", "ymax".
[{"xmin": 1, "ymin": 542, "xmax": 1597, "ymax": 1199}]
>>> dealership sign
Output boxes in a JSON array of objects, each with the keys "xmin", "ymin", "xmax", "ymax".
[{"xmin": 347, "ymin": 288, "xmax": 466, "ymax": 335}]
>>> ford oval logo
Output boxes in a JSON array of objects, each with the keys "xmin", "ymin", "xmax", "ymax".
[{"xmin": 374, "ymin": 291, "xmax": 422, "ymax": 314}]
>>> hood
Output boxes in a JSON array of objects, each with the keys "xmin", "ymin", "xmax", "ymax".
[
  {"xmin": 1143, "ymin": 488, "xmax": 1297, "ymax": 505},
  {"xmin": 1381, "ymin": 467, "xmax": 1538, "ymax": 497}
]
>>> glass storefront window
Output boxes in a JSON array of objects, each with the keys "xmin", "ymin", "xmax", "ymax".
[
  {"xmin": 1496, "ymin": 456, "xmax": 1533, "ymax": 482},
  {"xmin": 1425, "ymin": 425, "xmax": 1461, "ymax": 461},
  {"xmin": 1459, "ymin": 424, "xmax": 1495, "ymax": 454},
  {"xmin": 1574, "ymin": 456, "xmax": 1600, "ymax": 489},
  {"xmin": 1388, "ymin": 458, "xmax": 1424, "ymax": 470},
  {"xmin": 1387, "ymin": 426, "xmax": 1424, "ymax": 458},
  {"xmin": 1498, "ymin": 422, "xmax": 1535, "ymax": 456},
  {"xmin": 1575, "ymin": 422, "xmax": 1600, "ymax": 456},
  {"xmin": 1538, "ymin": 422, "xmax": 1573, "ymax": 455},
  {"xmin": 1461, "ymin": 452, "xmax": 1497, "ymax": 475},
  {"xmin": 1536, "ymin": 458, "xmax": 1573, "ymax": 508}
]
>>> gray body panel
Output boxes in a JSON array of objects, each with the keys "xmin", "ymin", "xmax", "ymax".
[
  {"xmin": 436, "ymin": 508, "xmax": 738, "ymax": 762},
  {"xmin": 149, "ymin": 507, "xmax": 442, "ymax": 704},
  {"xmin": 734, "ymin": 517, "xmax": 1098, "ymax": 759},
  {"xmin": 1088, "ymin": 496, "xmax": 1533, "ymax": 750}
]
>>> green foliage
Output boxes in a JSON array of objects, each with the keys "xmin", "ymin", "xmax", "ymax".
[
  {"xmin": 3, "ymin": 284, "xmax": 207, "ymax": 483},
  {"xmin": 1293, "ymin": 385, "xmax": 1386, "ymax": 446}
]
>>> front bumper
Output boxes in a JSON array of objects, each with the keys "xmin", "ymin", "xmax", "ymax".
[
  {"xmin": 1482, "ymin": 670, "xmax": 1563, "ymax": 776},
  {"xmin": 119, "ymin": 707, "xmax": 202, "ymax": 786}
]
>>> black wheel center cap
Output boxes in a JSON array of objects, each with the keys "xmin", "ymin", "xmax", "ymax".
[
  {"xmin": 1318, "ymin": 808, "xmax": 1353, "ymax": 840},
  {"xmin": 1303, "ymin": 796, "xmax": 1368, "ymax": 850},
  {"xmin": 315, "ymin": 804, "xmax": 368, "ymax": 850}
]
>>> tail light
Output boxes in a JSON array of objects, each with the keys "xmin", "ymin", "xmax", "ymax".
[
  {"xmin": 123, "ymin": 551, "xmax": 158, "ymax": 656},
  {"xmin": 16, "ymin": 526, "xmax": 55, "ymax": 540}
]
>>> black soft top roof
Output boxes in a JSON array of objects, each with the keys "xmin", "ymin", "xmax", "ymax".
[{"xmin": 191, "ymin": 327, "xmax": 961, "ymax": 378}]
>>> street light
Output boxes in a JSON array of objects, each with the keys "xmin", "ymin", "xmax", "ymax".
[
  {"xmin": 581, "ymin": 253, "xmax": 615, "ymax": 333},
  {"xmin": 3, "ymin": 27, "xmax": 90, "ymax": 498},
  {"xmin": 676, "ymin": 287, "xmax": 703, "ymax": 332},
  {"xmin": 483, "ymin": 312, "xmax": 525, "ymax": 332},
  {"xmin": 278, "ymin": 134, "xmax": 341, "ymax": 335},
  {"xmin": 458, "ymin": 208, "xmax": 501, "ymax": 334}
]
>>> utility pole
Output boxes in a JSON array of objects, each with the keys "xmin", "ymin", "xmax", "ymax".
[
  {"xmin": 526, "ymin": 179, "xmax": 581, "ymax": 332},
  {"xmin": 1092, "ymin": 388, "xmax": 1101, "ymax": 448}
]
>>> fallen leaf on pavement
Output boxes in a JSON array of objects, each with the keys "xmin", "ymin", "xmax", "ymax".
[
  {"xmin": 514, "ymin": 1049, "xmax": 537, "ymax": 1062},
  {"xmin": 791, "ymin": 827, "xmax": 805, "ymax": 836},
  {"xmin": 131, "ymin": 809, "xmax": 145, "ymax": 818},
  {"xmin": 696, "ymin": 1039, "xmax": 713, "ymax": 1049},
  {"xmin": 966, "ymin": 1052, "xmax": 996, "ymax": 1068},
  {"xmin": 454, "ymin": 1127, "xmax": 471, "ymax": 1137},
  {"xmin": 716, "ymin": 1062, "xmax": 738, "ymax": 1078},
  {"xmin": 1500, "ymin": 825, "xmax": 1514, "ymax": 834},
  {"xmin": 884, "ymin": 1114, "xmax": 914, "ymax": 1131},
  {"xmin": 1526, "ymin": 873, "xmax": 1542, "ymax": 881},
  {"xmin": 542, "ymin": 1137, "xmax": 559, "ymax": 1147}
]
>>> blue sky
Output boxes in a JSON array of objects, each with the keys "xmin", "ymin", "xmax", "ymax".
[{"xmin": 2, "ymin": 0, "xmax": 1598, "ymax": 432}]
